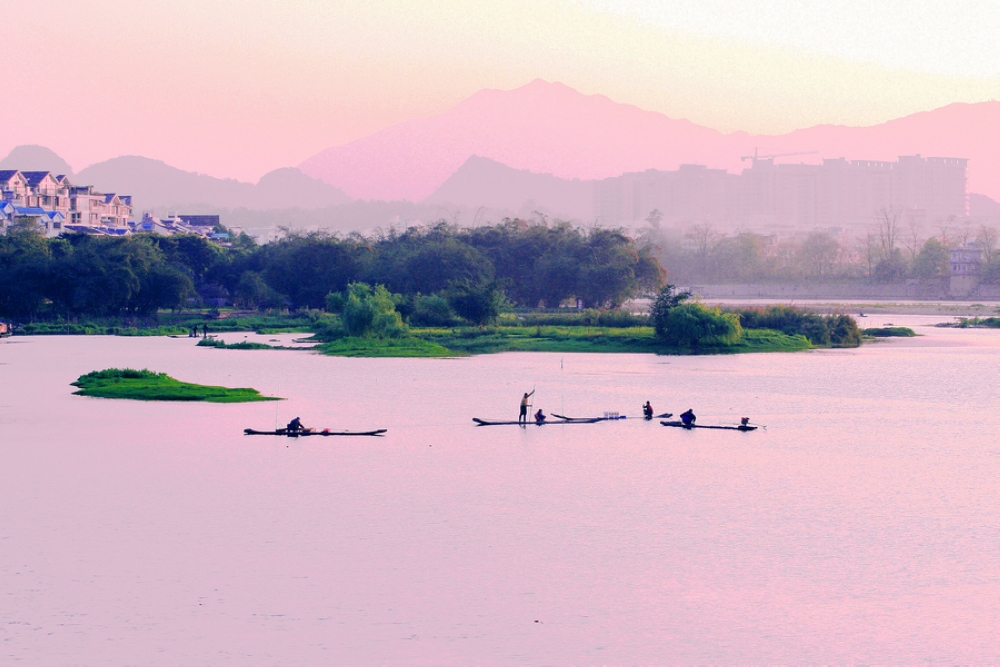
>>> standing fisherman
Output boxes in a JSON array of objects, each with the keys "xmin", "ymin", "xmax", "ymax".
[{"xmin": 519, "ymin": 390, "xmax": 535, "ymax": 425}]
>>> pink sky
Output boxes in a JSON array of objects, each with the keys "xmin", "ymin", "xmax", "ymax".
[{"xmin": 2, "ymin": 1, "xmax": 997, "ymax": 182}]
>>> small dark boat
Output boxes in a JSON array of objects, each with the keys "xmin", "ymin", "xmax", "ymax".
[
  {"xmin": 660, "ymin": 420, "xmax": 757, "ymax": 431},
  {"xmin": 473, "ymin": 417, "xmax": 603, "ymax": 426},
  {"xmin": 244, "ymin": 428, "xmax": 387, "ymax": 437}
]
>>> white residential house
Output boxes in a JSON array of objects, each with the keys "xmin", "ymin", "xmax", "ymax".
[{"xmin": 0, "ymin": 170, "xmax": 133, "ymax": 236}]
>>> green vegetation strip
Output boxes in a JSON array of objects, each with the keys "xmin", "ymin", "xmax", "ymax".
[
  {"xmin": 72, "ymin": 368, "xmax": 280, "ymax": 402},
  {"xmin": 941, "ymin": 317, "xmax": 1000, "ymax": 329},
  {"xmin": 197, "ymin": 337, "xmax": 276, "ymax": 350},
  {"xmin": 315, "ymin": 326, "xmax": 811, "ymax": 357},
  {"xmin": 862, "ymin": 327, "xmax": 917, "ymax": 337},
  {"xmin": 317, "ymin": 336, "xmax": 453, "ymax": 357}
]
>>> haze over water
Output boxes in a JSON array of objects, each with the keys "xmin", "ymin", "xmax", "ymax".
[{"xmin": 2, "ymin": 319, "xmax": 998, "ymax": 663}]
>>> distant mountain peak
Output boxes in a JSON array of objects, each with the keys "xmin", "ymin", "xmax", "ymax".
[{"xmin": 0, "ymin": 145, "xmax": 74, "ymax": 176}]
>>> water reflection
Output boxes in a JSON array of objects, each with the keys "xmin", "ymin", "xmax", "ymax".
[{"xmin": 1, "ymin": 325, "xmax": 998, "ymax": 663}]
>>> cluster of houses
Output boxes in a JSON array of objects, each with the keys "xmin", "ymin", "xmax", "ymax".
[
  {"xmin": 0, "ymin": 169, "xmax": 132, "ymax": 236},
  {"xmin": 0, "ymin": 169, "xmax": 226, "ymax": 240}
]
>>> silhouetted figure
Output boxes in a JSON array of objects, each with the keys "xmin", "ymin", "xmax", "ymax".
[
  {"xmin": 286, "ymin": 417, "xmax": 306, "ymax": 434},
  {"xmin": 643, "ymin": 401, "xmax": 654, "ymax": 420},
  {"xmin": 680, "ymin": 409, "xmax": 696, "ymax": 426},
  {"xmin": 519, "ymin": 390, "xmax": 535, "ymax": 424},
  {"xmin": 534, "ymin": 409, "xmax": 546, "ymax": 424},
  {"xmin": 202, "ymin": 323, "xmax": 208, "ymax": 339}
]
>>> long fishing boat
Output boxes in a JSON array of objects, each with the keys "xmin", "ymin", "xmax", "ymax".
[
  {"xmin": 660, "ymin": 420, "xmax": 757, "ymax": 432},
  {"xmin": 473, "ymin": 417, "xmax": 603, "ymax": 426},
  {"xmin": 244, "ymin": 428, "xmax": 387, "ymax": 437},
  {"xmin": 551, "ymin": 413, "xmax": 628, "ymax": 422}
]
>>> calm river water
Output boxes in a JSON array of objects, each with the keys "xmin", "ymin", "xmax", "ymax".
[{"xmin": 2, "ymin": 317, "xmax": 999, "ymax": 664}]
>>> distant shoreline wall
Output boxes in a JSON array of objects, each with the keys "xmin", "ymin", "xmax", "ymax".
[{"xmin": 689, "ymin": 281, "xmax": 1000, "ymax": 301}]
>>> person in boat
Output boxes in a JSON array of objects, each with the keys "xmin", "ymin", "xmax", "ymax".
[
  {"xmin": 519, "ymin": 390, "xmax": 535, "ymax": 425},
  {"xmin": 534, "ymin": 408, "xmax": 547, "ymax": 424},
  {"xmin": 680, "ymin": 408, "xmax": 696, "ymax": 426},
  {"xmin": 643, "ymin": 401, "xmax": 654, "ymax": 420},
  {"xmin": 740, "ymin": 417, "xmax": 751, "ymax": 428},
  {"xmin": 286, "ymin": 417, "xmax": 306, "ymax": 434}
]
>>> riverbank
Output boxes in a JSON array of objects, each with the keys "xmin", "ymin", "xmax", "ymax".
[
  {"xmin": 71, "ymin": 368, "xmax": 280, "ymax": 402},
  {"xmin": 12, "ymin": 307, "xmax": 854, "ymax": 357}
]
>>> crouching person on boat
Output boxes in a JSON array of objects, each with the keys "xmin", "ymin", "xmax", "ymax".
[
  {"xmin": 643, "ymin": 401, "xmax": 654, "ymax": 420},
  {"xmin": 680, "ymin": 409, "xmax": 696, "ymax": 426},
  {"xmin": 286, "ymin": 417, "xmax": 307, "ymax": 434},
  {"xmin": 534, "ymin": 409, "xmax": 547, "ymax": 424}
]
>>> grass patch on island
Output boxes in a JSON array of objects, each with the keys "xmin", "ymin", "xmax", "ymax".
[
  {"xmin": 317, "ymin": 336, "xmax": 454, "ymax": 357},
  {"xmin": 72, "ymin": 368, "xmax": 280, "ymax": 402},
  {"xmin": 313, "ymin": 326, "xmax": 813, "ymax": 357},
  {"xmin": 939, "ymin": 317, "xmax": 1000, "ymax": 329},
  {"xmin": 863, "ymin": 327, "xmax": 917, "ymax": 337}
]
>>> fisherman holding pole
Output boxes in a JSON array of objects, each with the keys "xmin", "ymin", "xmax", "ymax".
[{"xmin": 519, "ymin": 389, "xmax": 535, "ymax": 425}]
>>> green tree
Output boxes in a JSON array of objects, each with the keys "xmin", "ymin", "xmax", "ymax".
[
  {"xmin": 0, "ymin": 222, "xmax": 50, "ymax": 317},
  {"xmin": 448, "ymin": 283, "xmax": 507, "ymax": 326},
  {"xmin": 235, "ymin": 271, "xmax": 285, "ymax": 309},
  {"xmin": 796, "ymin": 231, "xmax": 842, "ymax": 279},
  {"xmin": 911, "ymin": 238, "xmax": 950, "ymax": 279},
  {"xmin": 409, "ymin": 294, "xmax": 457, "ymax": 326},
  {"xmin": 873, "ymin": 248, "xmax": 908, "ymax": 284},
  {"xmin": 649, "ymin": 284, "xmax": 692, "ymax": 338}
]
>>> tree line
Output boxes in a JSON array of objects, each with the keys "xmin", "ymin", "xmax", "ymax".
[
  {"xmin": 643, "ymin": 211, "xmax": 1000, "ymax": 284},
  {"xmin": 0, "ymin": 219, "xmax": 665, "ymax": 321}
]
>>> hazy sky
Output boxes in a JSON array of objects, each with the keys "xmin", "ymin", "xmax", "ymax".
[{"xmin": 3, "ymin": 0, "xmax": 997, "ymax": 181}]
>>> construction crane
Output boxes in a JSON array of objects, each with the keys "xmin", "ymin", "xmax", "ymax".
[{"xmin": 740, "ymin": 148, "xmax": 819, "ymax": 163}]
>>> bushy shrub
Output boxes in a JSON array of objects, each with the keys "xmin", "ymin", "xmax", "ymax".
[
  {"xmin": 732, "ymin": 305, "xmax": 861, "ymax": 347},
  {"xmin": 650, "ymin": 285, "xmax": 693, "ymax": 338},
  {"xmin": 658, "ymin": 303, "xmax": 743, "ymax": 347},
  {"xmin": 341, "ymin": 283, "xmax": 407, "ymax": 338},
  {"xmin": 447, "ymin": 283, "xmax": 507, "ymax": 325},
  {"xmin": 827, "ymin": 314, "xmax": 863, "ymax": 347},
  {"xmin": 324, "ymin": 291, "xmax": 346, "ymax": 313},
  {"xmin": 409, "ymin": 295, "xmax": 457, "ymax": 327}
]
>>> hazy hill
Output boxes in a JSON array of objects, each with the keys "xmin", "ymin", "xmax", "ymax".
[
  {"xmin": 300, "ymin": 79, "xmax": 1000, "ymax": 203},
  {"xmin": 970, "ymin": 193, "xmax": 1000, "ymax": 218},
  {"xmin": 0, "ymin": 145, "xmax": 74, "ymax": 176},
  {"xmin": 424, "ymin": 155, "xmax": 593, "ymax": 220},
  {"xmin": 75, "ymin": 157, "xmax": 349, "ymax": 212},
  {"xmin": 301, "ymin": 79, "xmax": 734, "ymax": 202}
]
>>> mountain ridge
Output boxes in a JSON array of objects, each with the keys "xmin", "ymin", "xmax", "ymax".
[
  {"xmin": 300, "ymin": 80, "xmax": 1000, "ymax": 203},
  {"xmin": 0, "ymin": 146, "xmax": 350, "ymax": 213}
]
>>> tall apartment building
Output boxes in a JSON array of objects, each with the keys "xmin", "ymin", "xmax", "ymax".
[{"xmin": 594, "ymin": 155, "xmax": 968, "ymax": 232}]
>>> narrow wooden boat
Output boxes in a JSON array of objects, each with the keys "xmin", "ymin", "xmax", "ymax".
[
  {"xmin": 244, "ymin": 428, "xmax": 387, "ymax": 437},
  {"xmin": 660, "ymin": 420, "xmax": 757, "ymax": 431},
  {"xmin": 551, "ymin": 413, "xmax": 627, "ymax": 422},
  {"xmin": 472, "ymin": 417, "xmax": 603, "ymax": 426}
]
